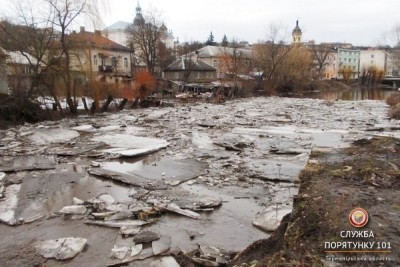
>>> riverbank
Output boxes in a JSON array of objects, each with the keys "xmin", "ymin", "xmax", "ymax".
[{"xmin": 231, "ymin": 136, "xmax": 400, "ymax": 267}]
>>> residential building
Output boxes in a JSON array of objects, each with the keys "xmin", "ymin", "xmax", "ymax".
[
  {"xmin": 190, "ymin": 45, "xmax": 253, "ymax": 79},
  {"xmin": 338, "ymin": 48, "xmax": 360, "ymax": 79},
  {"xmin": 68, "ymin": 27, "xmax": 132, "ymax": 85},
  {"xmin": 359, "ymin": 48, "xmax": 388, "ymax": 74},
  {"xmin": 307, "ymin": 43, "xmax": 339, "ymax": 80},
  {"xmin": 162, "ymin": 57, "xmax": 216, "ymax": 83},
  {"xmin": 4, "ymin": 50, "xmax": 39, "ymax": 92},
  {"xmin": 322, "ymin": 51, "xmax": 339, "ymax": 80},
  {"xmin": 387, "ymin": 50, "xmax": 400, "ymax": 76}
]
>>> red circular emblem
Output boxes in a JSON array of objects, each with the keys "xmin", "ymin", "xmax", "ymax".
[{"xmin": 349, "ymin": 208, "xmax": 369, "ymax": 228}]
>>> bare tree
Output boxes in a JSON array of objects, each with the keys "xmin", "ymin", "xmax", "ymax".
[
  {"xmin": 253, "ymin": 24, "xmax": 294, "ymax": 91},
  {"xmin": 126, "ymin": 9, "xmax": 166, "ymax": 76},
  {"xmin": 217, "ymin": 44, "xmax": 254, "ymax": 97},
  {"xmin": 46, "ymin": 0, "xmax": 103, "ymax": 114},
  {"xmin": 310, "ymin": 44, "xmax": 333, "ymax": 79},
  {"xmin": 273, "ymin": 46, "xmax": 313, "ymax": 92},
  {"xmin": 0, "ymin": 2, "xmax": 56, "ymax": 98},
  {"xmin": 157, "ymin": 41, "xmax": 175, "ymax": 71},
  {"xmin": 360, "ymin": 65, "xmax": 384, "ymax": 86},
  {"xmin": 176, "ymin": 41, "xmax": 203, "ymax": 57},
  {"xmin": 390, "ymin": 25, "xmax": 400, "ymax": 76}
]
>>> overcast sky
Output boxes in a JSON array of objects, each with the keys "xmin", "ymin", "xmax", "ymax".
[
  {"xmin": 1, "ymin": 0, "xmax": 399, "ymax": 46},
  {"xmin": 100, "ymin": 0, "xmax": 400, "ymax": 46}
]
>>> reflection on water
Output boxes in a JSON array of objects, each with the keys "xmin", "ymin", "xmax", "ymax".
[{"xmin": 304, "ymin": 88, "xmax": 400, "ymax": 101}]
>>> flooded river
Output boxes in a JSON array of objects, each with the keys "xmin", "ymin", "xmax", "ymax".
[
  {"xmin": 0, "ymin": 96, "xmax": 399, "ymax": 266},
  {"xmin": 304, "ymin": 87, "xmax": 400, "ymax": 101}
]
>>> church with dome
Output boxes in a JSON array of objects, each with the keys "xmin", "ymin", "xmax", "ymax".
[{"xmin": 102, "ymin": 2, "xmax": 175, "ymax": 49}]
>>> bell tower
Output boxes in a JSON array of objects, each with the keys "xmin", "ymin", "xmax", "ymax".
[
  {"xmin": 292, "ymin": 20, "xmax": 302, "ymax": 44},
  {"xmin": 134, "ymin": 1, "xmax": 144, "ymax": 25}
]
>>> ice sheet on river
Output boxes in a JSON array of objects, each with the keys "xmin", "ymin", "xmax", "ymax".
[
  {"xmin": 34, "ymin": 237, "xmax": 87, "ymax": 260},
  {"xmin": 46, "ymin": 142, "xmax": 106, "ymax": 156},
  {"xmin": 0, "ymin": 155, "xmax": 57, "ymax": 172},
  {"xmin": 26, "ymin": 127, "xmax": 80, "ymax": 145},
  {"xmin": 91, "ymin": 134, "xmax": 169, "ymax": 157},
  {"xmin": 100, "ymin": 157, "xmax": 207, "ymax": 186}
]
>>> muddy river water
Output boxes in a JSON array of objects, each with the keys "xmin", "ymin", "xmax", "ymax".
[{"xmin": 0, "ymin": 96, "xmax": 399, "ymax": 266}]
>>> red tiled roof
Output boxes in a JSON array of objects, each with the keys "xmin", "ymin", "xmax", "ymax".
[{"xmin": 69, "ymin": 31, "xmax": 131, "ymax": 52}]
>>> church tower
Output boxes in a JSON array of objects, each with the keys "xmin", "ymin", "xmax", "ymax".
[
  {"xmin": 133, "ymin": 1, "xmax": 144, "ymax": 26},
  {"xmin": 292, "ymin": 20, "xmax": 302, "ymax": 44}
]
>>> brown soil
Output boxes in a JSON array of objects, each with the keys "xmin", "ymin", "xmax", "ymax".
[
  {"xmin": 387, "ymin": 95, "xmax": 400, "ymax": 119},
  {"xmin": 231, "ymin": 136, "xmax": 400, "ymax": 267}
]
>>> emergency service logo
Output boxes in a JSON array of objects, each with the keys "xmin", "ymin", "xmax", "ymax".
[
  {"xmin": 349, "ymin": 207, "xmax": 368, "ymax": 228},
  {"xmin": 324, "ymin": 207, "xmax": 393, "ymax": 263}
]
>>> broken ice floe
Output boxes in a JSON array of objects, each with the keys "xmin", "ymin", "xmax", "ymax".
[
  {"xmin": 120, "ymin": 225, "xmax": 141, "ymax": 237},
  {"xmin": 133, "ymin": 230, "xmax": 160, "ymax": 244},
  {"xmin": 164, "ymin": 203, "xmax": 201, "ymax": 219},
  {"xmin": 46, "ymin": 142, "xmax": 105, "ymax": 156},
  {"xmin": 108, "ymin": 230, "xmax": 172, "ymax": 265},
  {"xmin": 248, "ymin": 159, "xmax": 307, "ymax": 183},
  {"xmin": 101, "ymin": 157, "xmax": 207, "ymax": 186},
  {"xmin": 58, "ymin": 205, "xmax": 87, "ymax": 215},
  {"xmin": 34, "ymin": 237, "xmax": 87, "ymax": 260},
  {"xmin": 91, "ymin": 134, "xmax": 169, "ymax": 157},
  {"xmin": 152, "ymin": 236, "xmax": 171, "ymax": 255},
  {"xmin": 85, "ymin": 219, "xmax": 148, "ymax": 228},
  {"xmin": 252, "ymin": 205, "xmax": 292, "ymax": 232},
  {"xmin": 0, "ymin": 184, "xmax": 21, "ymax": 225},
  {"xmin": 185, "ymin": 244, "xmax": 234, "ymax": 266},
  {"xmin": 149, "ymin": 256, "xmax": 180, "ymax": 267},
  {"xmin": 110, "ymin": 244, "xmax": 143, "ymax": 260},
  {"xmin": 88, "ymin": 168, "xmax": 167, "ymax": 190},
  {"xmin": 107, "ymin": 235, "xmax": 155, "ymax": 266},
  {"xmin": 0, "ymin": 155, "xmax": 57, "ymax": 172},
  {"xmin": 26, "ymin": 128, "xmax": 80, "ymax": 145}
]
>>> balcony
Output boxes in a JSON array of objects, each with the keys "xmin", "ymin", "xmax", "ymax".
[{"xmin": 98, "ymin": 65, "xmax": 113, "ymax": 73}]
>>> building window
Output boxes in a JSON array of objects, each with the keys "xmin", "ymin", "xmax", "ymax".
[
  {"xmin": 101, "ymin": 58, "xmax": 105, "ymax": 66},
  {"xmin": 93, "ymin": 55, "xmax": 98, "ymax": 66},
  {"xmin": 213, "ymin": 60, "xmax": 217, "ymax": 67},
  {"xmin": 371, "ymin": 54, "xmax": 374, "ymax": 58},
  {"xmin": 124, "ymin": 57, "xmax": 128, "ymax": 68},
  {"xmin": 112, "ymin": 57, "xmax": 118, "ymax": 68},
  {"xmin": 353, "ymin": 59, "xmax": 356, "ymax": 63}
]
